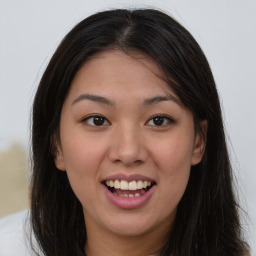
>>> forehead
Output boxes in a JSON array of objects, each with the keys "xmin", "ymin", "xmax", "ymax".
[{"xmin": 66, "ymin": 50, "xmax": 180, "ymax": 105}]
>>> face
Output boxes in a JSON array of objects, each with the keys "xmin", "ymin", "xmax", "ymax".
[{"xmin": 55, "ymin": 50, "xmax": 206, "ymax": 240}]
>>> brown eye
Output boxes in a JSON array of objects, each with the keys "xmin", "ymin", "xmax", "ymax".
[
  {"xmin": 152, "ymin": 116, "xmax": 164, "ymax": 126},
  {"xmin": 146, "ymin": 115, "xmax": 174, "ymax": 127},
  {"xmin": 83, "ymin": 115, "xmax": 110, "ymax": 126}
]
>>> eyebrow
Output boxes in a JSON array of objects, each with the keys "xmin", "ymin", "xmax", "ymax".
[
  {"xmin": 143, "ymin": 95, "xmax": 180, "ymax": 105},
  {"xmin": 72, "ymin": 93, "xmax": 180, "ymax": 107},
  {"xmin": 72, "ymin": 93, "xmax": 115, "ymax": 106}
]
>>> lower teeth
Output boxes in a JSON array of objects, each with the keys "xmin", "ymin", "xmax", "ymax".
[{"xmin": 114, "ymin": 192, "xmax": 144, "ymax": 197}]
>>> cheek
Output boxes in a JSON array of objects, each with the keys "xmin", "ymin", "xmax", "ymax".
[
  {"xmin": 60, "ymin": 133, "xmax": 108, "ymax": 196},
  {"xmin": 157, "ymin": 141, "xmax": 191, "ymax": 192},
  {"xmin": 61, "ymin": 129, "xmax": 106, "ymax": 172},
  {"xmin": 151, "ymin": 135, "xmax": 194, "ymax": 175},
  {"xmin": 150, "ymin": 135, "xmax": 193, "ymax": 210}
]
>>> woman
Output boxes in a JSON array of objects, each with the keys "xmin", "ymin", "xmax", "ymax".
[{"xmin": 30, "ymin": 9, "xmax": 249, "ymax": 256}]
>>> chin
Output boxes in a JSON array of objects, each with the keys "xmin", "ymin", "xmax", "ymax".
[{"xmin": 100, "ymin": 210, "xmax": 174, "ymax": 238}]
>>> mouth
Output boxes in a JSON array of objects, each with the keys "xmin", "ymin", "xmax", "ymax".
[{"xmin": 102, "ymin": 179, "xmax": 156, "ymax": 198}]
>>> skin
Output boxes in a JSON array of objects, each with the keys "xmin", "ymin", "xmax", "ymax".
[{"xmin": 54, "ymin": 50, "xmax": 206, "ymax": 256}]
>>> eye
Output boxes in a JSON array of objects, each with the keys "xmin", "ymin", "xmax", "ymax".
[
  {"xmin": 82, "ymin": 115, "xmax": 110, "ymax": 126},
  {"xmin": 146, "ymin": 115, "xmax": 174, "ymax": 127}
]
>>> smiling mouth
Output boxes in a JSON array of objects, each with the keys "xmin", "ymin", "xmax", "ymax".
[{"xmin": 103, "ymin": 179, "xmax": 156, "ymax": 198}]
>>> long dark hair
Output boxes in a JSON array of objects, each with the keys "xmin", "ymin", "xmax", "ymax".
[{"xmin": 31, "ymin": 8, "xmax": 248, "ymax": 256}]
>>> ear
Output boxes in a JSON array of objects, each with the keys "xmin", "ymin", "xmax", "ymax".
[
  {"xmin": 54, "ymin": 146, "xmax": 66, "ymax": 171},
  {"xmin": 191, "ymin": 120, "xmax": 207, "ymax": 166},
  {"xmin": 52, "ymin": 135, "xmax": 66, "ymax": 171}
]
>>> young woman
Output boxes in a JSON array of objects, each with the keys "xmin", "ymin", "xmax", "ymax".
[{"xmin": 30, "ymin": 9, "xmax": 249, "ymax": 256}]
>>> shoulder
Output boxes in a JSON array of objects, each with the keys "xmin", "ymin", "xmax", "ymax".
[{"xmin": 0, "ymin": 210, "xmax": 40, "ymax": 256}]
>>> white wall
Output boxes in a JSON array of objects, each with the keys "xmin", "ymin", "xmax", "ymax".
[{"xmin": 0, "ymin": 0, "xmax": 255, "ymax": 253}]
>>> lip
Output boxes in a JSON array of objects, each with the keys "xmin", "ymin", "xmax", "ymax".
[{"xmin": 101, "ymin": 174, "xmax": 156, "ymax": 209}]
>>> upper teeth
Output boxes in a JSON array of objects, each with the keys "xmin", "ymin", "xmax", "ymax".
[{"xmin": 105, "ymin": 180, "xmax": 152, "ymax": 190}]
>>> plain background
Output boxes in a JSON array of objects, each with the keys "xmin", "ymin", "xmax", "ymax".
[{"xmin": 0, "ymin": 0, "xmax": 255, "ymax": 254}]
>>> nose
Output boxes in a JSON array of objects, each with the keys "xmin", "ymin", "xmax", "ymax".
[{"xmin": 108, "ymin": 123, "xmax": 148, "ymax": 166}]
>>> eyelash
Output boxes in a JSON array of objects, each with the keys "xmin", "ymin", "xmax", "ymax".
[
  {"xmin": 82, "ymin": 114, "xmax": 174, "ymax": 127},
  {"xmin": 82, "ymin": 115, "xmax": 110, "ymax": 127},
  {"xmin": 146, "ymin": 114, "xmax": 175, "ymax": 127}
]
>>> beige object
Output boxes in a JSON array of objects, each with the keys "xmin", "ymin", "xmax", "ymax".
[{"xmin": 0, "ymin": 143, "xmax": 29, "ymax": 218}]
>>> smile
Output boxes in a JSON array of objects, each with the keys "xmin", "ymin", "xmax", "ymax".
[{"xmin": 103, "ymin": 179, "xmax": 156, "ymax": 198}]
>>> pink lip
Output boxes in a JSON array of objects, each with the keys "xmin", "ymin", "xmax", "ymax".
[
  {"xmin": 101, "ymin": 183, "xmax": 156, "ymax": 210},
  {"xmin": 102, "ymin": 173, "xmax": 155, "ymax": 182}
]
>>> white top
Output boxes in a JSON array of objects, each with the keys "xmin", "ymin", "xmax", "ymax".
[{"xmin": 0, "ymin": 210, "xmax": 40, "ymax": 256}]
